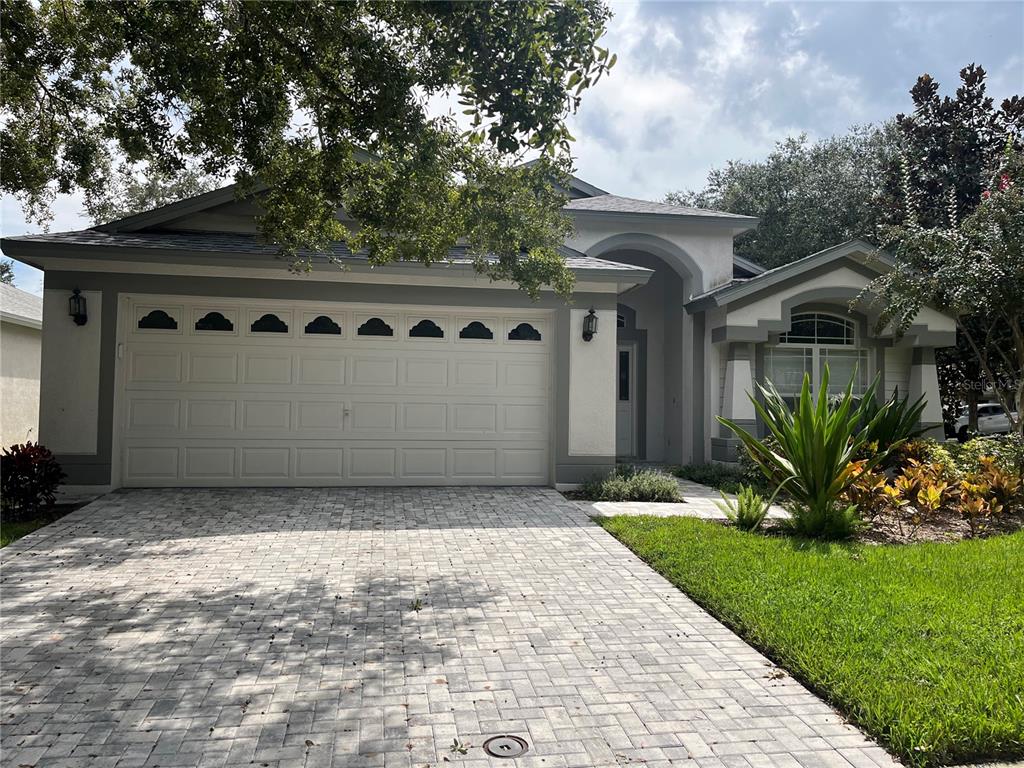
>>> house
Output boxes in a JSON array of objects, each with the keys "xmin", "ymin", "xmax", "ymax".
[
  {"xmin": 0, "ymin": 174, "xmax": 955, "ymax": 493},
  {"xmin": 0, "ymin": 282, "xmax": 43, "ymax": 447}
]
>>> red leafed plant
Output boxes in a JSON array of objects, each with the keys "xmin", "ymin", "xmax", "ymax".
[{"xmin": 1, "ymin": 442, "xmax": 65, "ymax": 522}]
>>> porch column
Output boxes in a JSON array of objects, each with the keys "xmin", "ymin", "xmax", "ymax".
[
  {"xmin": 908, "ymin": 347, "xmax": 945, "ymax": 439},
  {"xmin": 711, "ymin": 342, "xmax": 755, "ymax": 463}
]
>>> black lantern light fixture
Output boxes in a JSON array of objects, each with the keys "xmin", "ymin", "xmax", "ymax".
[
  {"xmin": 68, "ymin": 289, "xmax": 88, "ymax": 326},
  {"xmin": 582, "ymin": 307, "xmax": 598, "ymax": 342}
]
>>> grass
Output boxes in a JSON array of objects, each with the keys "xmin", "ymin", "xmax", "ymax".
[
  {"xmin": 1, "ymin": 505, "xmax": 77, "ymax": 548},
  {"xmin": 579, "ymin": 466, "xmax": 681, "ymax": 502},
  {"xmin": 598, "ymin": 515, "xmax": 1024, "ymax": 767}
]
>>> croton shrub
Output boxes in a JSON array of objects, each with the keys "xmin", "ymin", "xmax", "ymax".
[
  {"xmin": 1, "ymin": 442, "xmax": 66, "ymax": 522},
  {"xmin": 845, "ymin": 435, "xmax": 1024, "ymax": 538}
]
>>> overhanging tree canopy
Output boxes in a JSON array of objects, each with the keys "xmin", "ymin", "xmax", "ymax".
[{"xmin": 1, "ymin": 0, "xmax": 616, "ymax": 296}]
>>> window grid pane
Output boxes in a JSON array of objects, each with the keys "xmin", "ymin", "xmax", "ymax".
[{"xmin": 765, "ymin": 347, "xmax": 813, "ymax": 394}]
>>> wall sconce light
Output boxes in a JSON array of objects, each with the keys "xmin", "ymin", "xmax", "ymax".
[
  {"xmin": 582, "ymin": 307, "xmax": 598, "ymax": 342},
  {"xmin": 68, "ymin": 288, "xmax": 88, "ymax": 326}
]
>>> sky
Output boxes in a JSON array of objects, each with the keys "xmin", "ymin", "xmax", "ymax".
[{"xmin": 2, "ymin": 0, "xmax": 1022, "ymax": 295}]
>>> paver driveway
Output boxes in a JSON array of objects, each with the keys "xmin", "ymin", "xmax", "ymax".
[{"xmin": 1, "ymin": 488, "xmax": 898, "ymax": 768}]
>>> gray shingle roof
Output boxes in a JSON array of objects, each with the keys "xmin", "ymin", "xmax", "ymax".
[
  {"xmin": 2, "ymin": 229, "xmax": 644, "ymax": 274},
  {"xmin": 0, "ymin": 283, "xmax": 43, "ymax": 327},
  {"xmin": 564, "ymin": 194, "xmax": 757, "ymax": 222}
]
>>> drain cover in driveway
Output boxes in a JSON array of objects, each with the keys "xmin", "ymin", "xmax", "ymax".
[{"xmin": 482, "ymin": 735, "xmax": 529, "ymax": 758}]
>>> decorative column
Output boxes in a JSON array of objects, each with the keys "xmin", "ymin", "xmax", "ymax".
[
  {"xmin": 908, "ymin": 347, "xmax": 945, "ymax": 439},
  {"xmin": 712, "ymin": 342, "xmax": 756, "ymax": 462}
]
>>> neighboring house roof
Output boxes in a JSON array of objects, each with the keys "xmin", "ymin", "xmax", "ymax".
[
  {"xmin": 564, "ymin": 194, "xmax": 758, "ymax": 225},
  {"xmin": 686, "ymin": 239, "xmax": 888, "ymax": 311},
  {"xmin": 0, "ymin": 283, "xmax": 43, "ymax": 329},
  {"xmin": 1, "ymin": 229, "xmax": 652, "ymax": 281}
]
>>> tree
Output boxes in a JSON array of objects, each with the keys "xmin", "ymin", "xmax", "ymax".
[
  {"xmin": 666, "ymin": 125, "xmax": 900, "ymax": 269},
  {"xmin": 1, "ymin": 0, "xmax": 616, "ymax": 296},
  {"xmin": 872, "ymin": 65, "xmax": 1024, "ymax": 432},
  {"xmin": 869, "ymin": 142, "xmax": 1024, "ymax": 435},
  {"xmin": 0, "ymin": 259, "xmax": 14, "ymax": 285},
  {"xmin": 876, "ymin": 64, "xmax": 1024, "ymax": 229},
  {"xmin": 85, "ymin": 164, "xmax": 219, "ymax": 224}
]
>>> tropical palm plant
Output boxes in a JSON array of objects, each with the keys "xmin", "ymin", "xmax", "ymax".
[{"xmin": 718, "ymin": 366, "xmax": 901, "ymax": 539}]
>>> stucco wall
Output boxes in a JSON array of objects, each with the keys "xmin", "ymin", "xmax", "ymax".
[
  {"xmin": 40, "ymin": 289, "xmax": 103, "ymax": 455},
  {"xmin": 567, "ymin": 308, "xmax": 617, "ymax": 456},
  {"xmin": 566, "ymin": 216, "xmax": 742, "ymax": 295},
  {"xmin": 1, "ymin": 320, "xmax": 41, "ymax": 446}
]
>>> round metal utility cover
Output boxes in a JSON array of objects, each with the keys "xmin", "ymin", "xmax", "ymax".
[{"xmin": 482, "ymin": 735, "xmax": 529, "ymax": 758}]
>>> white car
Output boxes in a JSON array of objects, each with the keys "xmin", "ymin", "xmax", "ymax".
[{"xmin": 954, "ymin": 403, "xmax": 1018, "ymax": 441}]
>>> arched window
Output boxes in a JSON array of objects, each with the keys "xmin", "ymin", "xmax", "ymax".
[
  {"xmin": 357, "ymin": 317, "xmax": 394, "ymax": 337},
  {"xmin": 138, "ymin": 309, "xmax": 178, "ymax": 330},
  {"xmin": 459, "ymin": 321, "xmax": 493, "ymax": 340},
  {"xmin": 507, "ymin": 322, "xmax": 542, "ymax": 341},
  {"xmin": 766, "ymin": 312, "xmax": 868, "ymax": 397},
  {"xmin": 305, "ymin": 315, "xmax": 341, "ymax": 335}
]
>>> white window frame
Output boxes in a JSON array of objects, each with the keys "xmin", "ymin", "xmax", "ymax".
[{"xmin": 765, "ymin": 312, "xmax": 870, "ymax": 398}]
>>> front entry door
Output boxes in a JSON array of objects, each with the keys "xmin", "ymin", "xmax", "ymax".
[{"xmin": 616, "ymin": 343, "xmax": 636, "ymax": 457}]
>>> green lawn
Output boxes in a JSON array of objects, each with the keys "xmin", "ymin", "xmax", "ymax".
[
  {"xmin": 598, "ymin": 516, "xmax": 1024, "ymax": 767},
  {"xmin": 0, "ymin": 506, "xmax": 76, "ymax": 548}
]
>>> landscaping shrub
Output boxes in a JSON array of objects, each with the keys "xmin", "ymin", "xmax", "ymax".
[
  {"xmin": 714, "ymin": 484, "xmax": 770, "ymax": 531},
  {"xmin": 580, "ymin": 466, "xmax": 681, "ymax": 502},
  {"xmin": 1, "ymin": 443, "xmax": 65, "ymax": 522},
  {"xmin": 674, "ymin": 462, "xmax": 747, "ymax": 493},
  {"xmin": 858, "ymin": 388, "xmax": 929, "ymax": 465},
  {"xmin": 949, "ymin": 433, "xmax": 1024, "ymax": 477},
  {"xmin": 844, "ymin": 439, "xmax": 1024, "ymax": 540},
  {"xmin": 718, "ymin": 367, "xmax": 896, "ymax": 540}
]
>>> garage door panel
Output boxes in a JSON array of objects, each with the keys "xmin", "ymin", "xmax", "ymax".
[
  {"xmin": 128, "ymin": 399, "xmax": 181, "ymax": 432},
  {"xmin": 189, "ymin": 352, "xmax": 238, "ymax": 384},
  {"xmin": 402, "ymin": 403, "xmax": 447, "ymax": 432},
  {"xmin": 241, "ymin": 400, "xmax": 291, "ymax": 431},
  {"xmin": 350, "ymin": 447, "xmax": 397, "ymax": 479},
  {"xmin": 241, "ymin": 447, "xmax": 291, "ymax": 479},
  {"xmin": 184, "ymin": 447, "xmax": 236, "ymax": 479},
  {"xmin": 403, "ymin": 358, "xmax": 448, "ymax": 387},
  {"xmin": 127, "ymin": 446, "xmax": 179, "ymax": 479},
  {"xmin": 453, "ymin": 359, "xmax": 498, "ymax": 388},
  {"xmin": 298, "ymin": 356, "xmax": 345, "ymax": 386},
  {"xmin": 452, "ymin": 403, "xmax": 497, "ymax": 434},
  {"xmin": 504, "ymin": 360, "xmax": 547, "ymax": 389},
  {"xmin": 349, "ymin": 402, "xmax": 397, "ymax": 432},
  {"xmin": 351, "ymin": 357, "xmax": 398, "ymax": 386},
  {"xmin": 452, "ymin": 448, "xmax": 498, "ymax": 478},
  {"xmin": 131, "ymin": 351, "xmax": 182, "ymax": 383},
  {"xmin": 296, "ymin": 447, "xmax": 344, "ymax": 478},
  {"xmin": 186, "ymin": 399, "xmax": 237, "ymax": 431},
  {"xmin": 297, "ymin": 401, "xmax": 346, "ymax": 431},
  {"xmin": 121, "ymin": 298, "xmax": 550, "ymax": 487},
  {"xmin": 401, "ymin": 448, "xmax": 447, "ymax": 479},
  {"xmin": 503, "ymin": 448, "xmax": 547, "ymax": 478},
  {"xmin": 243, "ymin": 354, "xmax": 292, "ymax": 385}
]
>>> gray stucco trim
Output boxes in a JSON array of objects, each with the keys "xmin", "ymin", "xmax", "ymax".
[
  {"xmin": 44, "ymin": 270, "xmax": 617, "ymax": 487},
  {"xmin": 686, "ymin": 239, "xmax": 886, "ymax": 312},
  {"xmin": 583, "ymin": 233, "xmax": 705, "ymax": 293},
  {"xmin": 691, "ymin": 311, "xmax": 707, "ymax": 464}
]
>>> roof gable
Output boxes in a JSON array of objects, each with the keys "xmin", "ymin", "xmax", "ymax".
[{"xmin": 687, "ymin": 239, "xmax": 889, "ymax": 311}]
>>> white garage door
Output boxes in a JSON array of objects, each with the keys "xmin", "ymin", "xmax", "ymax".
[{"xmin": 118, "ymin": 296, "xmax": 552, "ymax": 486}]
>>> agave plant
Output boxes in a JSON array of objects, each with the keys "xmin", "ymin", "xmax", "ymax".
[{"xmin": 718, "ymin": 366, "xmax": 901, "ymax": 539}]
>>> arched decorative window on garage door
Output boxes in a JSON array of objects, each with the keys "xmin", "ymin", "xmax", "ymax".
[{"xmin": 765, "ymin": 312, "xmax": 869, "ymax": 398}]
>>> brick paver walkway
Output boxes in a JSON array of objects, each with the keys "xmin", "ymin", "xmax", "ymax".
[{"xmin": 1, "ymin": 488, "xmax": 899, "ymax": 767}]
